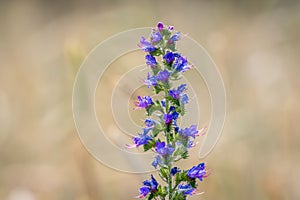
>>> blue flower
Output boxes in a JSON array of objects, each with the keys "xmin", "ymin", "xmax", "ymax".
[
  {"xmin": 132, "ymin": 128, "xmax": 152, "ymax": 148},
  {"xmin": 144, "ymin": 72, "xmax": 157, "ymax": 88},
  {"xmin": 170, "ymin": 167, "xmax": 181, "ymax": 176},
  {"xmin": 156, "ymin": 70, "xmax": 170, "ymax": 83},
  {"xmin": 163, "ymin": 113, "xmax": 173, "ymax": 124},
  {"xmin": 135, "ymin": 96, "xmax": 153, "ymax": 109},
  {"xmin": 163, "ymin": 52, "xmax": 175, "ymax": 64},
  {"xmin": 169, "ymin": 32, "xmax": 181, "ymax": 43},
  {"xmin": 163, "ymin": 107, "xmax": 179, "ymax": 124},
  {"xmin": 145, "ymin": 119, "xmax": 155, "ymax": 128},
  {"xmin": 151, "ymin": 31, "xmax": 162, "ymax": 43},
  {"xmin": 180, "ymin": 94, "xmax": 189, "ymax": 104},
  {"xmin": 173, "ymin": 56, "xmax": 191, "ymax": 72},
  {"xmin": 155, "ymin": 141, "xmax": 175, "ymax": 156},
  {"xmin": 137, "ymin": 175, "xmax": 158, "ymax": 198},
  {"xmin": 187, "ymin": 163, "xmax": 207, "ymax": 181},
  {"xmin": 169, "ymin": 84, "xmax": 187, "ymax": 100},
  {"xmin": 177, "ymin": 183, "xmax": 195, "ymax": 196},
  {"xmin": 145, "ymin": 55, "xmax": 157, "ymax": 68},
  {"xmin": 139, "ymin": 37, "xmax": 156, "ymax": 52},
  {"xmin": 179, "ymin": 125, "xmax": 199, "ymax": 139},
  {"xmin": 138, "ymin": 186, "xmax": 150, "ymax": 198},
  {"xmin": 152, "ymin": 155, "xmax": 162, "ymax": 168}
]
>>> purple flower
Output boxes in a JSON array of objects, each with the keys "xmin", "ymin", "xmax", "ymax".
[
  {"xmin": 187, "ymin": 163, "xmax": 207, "ymax": 181},
  {"xmin": 157, "ymin": 22, "xmax": 164, "ymax": 31},
  {"xmin": 173, "ymin": 56, "xmax": 191, "ymax": 72},
  {"xmin": 168, "ymin": 25, "xmax": 174, "ymax": 30},
  {"xmin": 163, "ymin": 107, "xmax": 179, "ymax": 124},
  {"xmin": 135, "ymin": 96, "xmax": 153, "ymax": 109},
  {"xmin": 137, "ymin": 186, "xmax": 150, "ymax": 198},
  {"xmin": 137, "ymin": 175, "xmax": 158, "ymax": 198},
  {"xmin": 138, "ymin": 37, "xmax": 156, "ymax": 52},
  {"xmin": 177, "ymin": 183, "xmax": 195, "ymax": 196},
  {"xmin": 132, "ymin": 128, "xmax": 152, "ymax": 147},
  {"xmin": 169, "ymin": 32, "xmax": 181, "ymax": 43},
  {"xmin": 144, "ymin": 72, "xmax": 157, "ymax": 88},
  {"xmin": 156, "ymin": 70, "xmax": 170, "ymax": 83},
  {"xmin": 180, "ymin": 94, "xmax": 189, "ymax": 104},
  {"xmin": 169, "ymin": 84, "xmax": 187, "ymax": 100},
  {"xmin": 171, "ymin": 167, "xmax": 181, "ymax": 176},
  {"xmin": 145, "ymin": 55, "xmax": 157, "ymax": 67},
  {"xmin": 152, "ymin": 155, "xmax": 162, "ymax": 168},
  {"xmin": 151, "ymin": 31, "xmax": 162, "ymax": 43},
  {"xmin": 155, "ymin": 141, "xmax": 175, "ymax": 156},
  {"xmin": 163, "ymin": 113, "xmax": 173, "ymax": 124},
  {"xmin": 145, "ymin": 119, "xmax": 155, "ymax": 128},
  {"xmin": 179, "ymin": 125, "xmax": 199, "ymax": 139},
  {"xmin": 163, "ymin": 52, "xmax": 175, "ymax": 64}
]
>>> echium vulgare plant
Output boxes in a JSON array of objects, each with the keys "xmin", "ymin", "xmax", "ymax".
[{"xmin": 127, "ymin": 22, "xmax": 209, "ymax": 200}]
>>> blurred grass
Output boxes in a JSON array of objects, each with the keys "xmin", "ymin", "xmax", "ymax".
[{"xmin": 0, "ymin": 0, "xmax": 300, "ymax": 199}]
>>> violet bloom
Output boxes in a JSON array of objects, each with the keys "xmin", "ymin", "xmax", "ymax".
[
  {"xmin": 138, "ymin": 37, "xmax": 156, "ymax": 52},
  {"xmin": 169, "ymin": 32, "xmax": 181, "ymax": 43},
  {"xmin": 163, "ymin": 112, "xmax": 178, "ymax": 124},
  {"xmin": 173, "ymin": 56, "xmax": 191, "ymax": 72},
  {"xmin": 180, "ymin": 94, "xmax": 189, "ymax": 104},
  {"xmin": 157, "ymin": 22, "xmax": 164, "ymax": 31},
  {"xmin": 152, "ymin": 155, "xmax": 162, "ymax": 168},
  {"xmin": 144, "ymin": 72, "xmax": 157, "ymax": 88},
  {"xmin": 170, "ymin": 167, "xmax": 181, "ymax": 176},
  {"xmin": 135, "ymin": 96, "xmax": 153, "ymax": 109},
  {"xmin": 131, "ymin": 128, "xmax": 152, "ymax": 147},
  {"xmin": 179, "ymin": 125, "xmax": 199, "ymax": 139},
  {"xmin": 145, "ymin": 54, "xmax": 157, "ymax": 68},
  {"xmin": 156, "ymin": 69, "xmax": 171, "ymax": 83},
  {"xmin": 151, "ymin": 31, "xmax": 162, "ymax": 43},
  {"xmin": 187, "ymin": 163, "xmax": 207, "ymax": 181},
  {"xmin": 145, "ymin": 119, "xmax": 155, "ymax": 128},
  {"xmin": 169, "ymin": 84, "xmax": 187, "ymax": 100},
  {"xmin": 137, "ymin": 175, "xmax": 158, "ymax": 198},
  {"xmin": 177, "ymin": 183, "xmax": 195, "ymax": 196},
  {"xmin": 163, "ymin": 52, "xmax": 175, "ymax": 64},
  {"xmin": 155, "ymin": 141, "xmax": 175, "ymax": 156}
]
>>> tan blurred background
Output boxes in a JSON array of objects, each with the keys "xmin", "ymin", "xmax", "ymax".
[{"xmin": 1, "ymin": 0, "xmax": 300, "ymax": 199}]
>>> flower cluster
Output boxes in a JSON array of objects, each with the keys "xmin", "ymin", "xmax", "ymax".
[{"xmin": 129, "ymin": 22, "xmax": 208, "ymax": 200}]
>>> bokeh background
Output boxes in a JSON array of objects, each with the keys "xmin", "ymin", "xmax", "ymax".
[{"xmin": 1, "ymin": 0, "xmax": 300, "ymax": 199}]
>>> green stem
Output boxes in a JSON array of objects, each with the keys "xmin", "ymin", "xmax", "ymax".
[{"xmin": 164, "ymin": 89, "xmax": 172, "ymax": 200}]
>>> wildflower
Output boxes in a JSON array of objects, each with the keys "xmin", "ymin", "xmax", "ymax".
[
  {"xmin": 180, "ymin": 94, "xmax": 189, "ymax": 104},
  {"xmin": 152, "ymin": 155, "xmax": 162, "ymax": 168},
  {"xmin": 138, "ymin": 37, "xmax": 156, "ymax": 52},
  {"xmin": 169, "ymin": 32, "xmax": 181, "ymax": 44},
  {"xmin": 173, "ymin": 56, "xmax": 191, "ymax": 72},
  {"xmin": 126, "ymin": 128, "xmax": 152, "ymax": 148},
  {"xmin": 179, "ymin": 125, "xmax": 199, "ymax": 139},
  {"xmin": 145, "ymin": 55, "xmax": 157, "ymax": 68},
  {"xmin": 155, "ymin": 141, "xmax": 175, "ymax": 156},
  {"xmin": 144, "ymin": 72, "xmax": 157, "ymax": 88},
  {"xmin": 150, "ymin": 31, "xmax": 162, "ymax": 43},
  {"xmin": 145, "ymin": 119, "xmax": 155, "ymax": 128},
  {"xmin": 169, "ymin": 84, "xmax": 187, "ymax": 100},
  {"xmin": 177, "ymin": 183, "xmax": 195, "ymax": 196},
  {"xmin": 135, "ymin": 96, "xmax": 153, "ymax": 109},
  {"xmin": 163, "ymin": 52, "xmax": 175, "ymax": 64},
  {"xmin": 157, "ymin": 22, "xmax": 164, "ymax": 31},
  {"xmin": 156, "ymin": 70, "xmax": 171, "ymax": 83},
  {"xmin": 170, "ymin": 167, "xmax": 181, "ymax": 176},
  {"xmin": 137, "ymin": 175, "xmax": 158, "ymax": 198},
  {"xmin": 187, "ymin": 163, "xmax": 207, "ymax": 181}
]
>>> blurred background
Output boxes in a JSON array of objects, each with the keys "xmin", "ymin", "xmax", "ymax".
[{"xmin": 1, "ymin": 0, "xmax": 300, "ymax": 199}]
